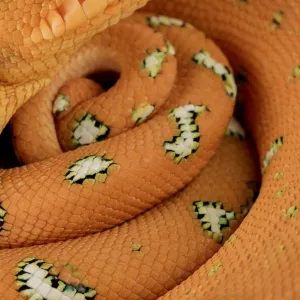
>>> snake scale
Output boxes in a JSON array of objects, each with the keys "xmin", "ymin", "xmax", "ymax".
[{"xmin": 0, "ymin": 0, "xmax": 299, "ymax": 299}]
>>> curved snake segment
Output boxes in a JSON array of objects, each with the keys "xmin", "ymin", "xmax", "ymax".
[
  {"xmin": 132, "ymin": 104, "xmax": 155, "ymax": 124},
  {"xmin": 15, "ymin": 257, "xmax": 97, "ymax": 299},
  {"xmin": 163, "ymin": 105, "xmax": 208, "ymax": 163},
  {"xmin": 146, "ymin": 15, "xmax": 194, "ymax": 29},
  {"xmin": 225, "ymin": 117, "xmax": 247, "ymax": 140},
  {"xmin": 0, "ymin": 0, "xmax": 299, "ymax": 299},
  {"xmin": 0, "ymin": 15, "xmax": 234, "ymax": 249},
  {"xmin": 53, "ymin": 78, "xmax": 104, "ymax": 119},
  {"xmin": 192, "ymin": 195, "xmax": 255, "ymax": 244},
  {"xmin": 64, "ymin": 154, "xmax": 116, "ymax": 185},
  {"xmin": 51, "ymin": 21, "xmax": 178, "ymax": 152},
  {"xmin": 0, "ymin": 135, "xmax": 259, "ymax": 299},
  {"xmin": 261, "ymin": 136, "xmax": 284, "ymax": 175},
  {"xmin": 0, "ymin": 204, "xmax": 7, "ymax": 233},
  {"xmin": 53, "ymin": 94, "xmax": 70, "ymax": 116},
  {"xmin": 144, "ymin": 1, "xmax": 299, "ymax": 299},
  {"xmin": 71, "ymin": 113, "xmax": 110, "ymax": 148},
  {"xmin": 192, "ymin": 51, "xmax": 237, "ymax": 100}
]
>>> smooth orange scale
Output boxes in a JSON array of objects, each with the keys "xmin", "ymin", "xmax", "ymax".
[
  {"xmin": 23, "ymin": 36, "xmax": 34, "ymax": 46},
  {"xmin": 13, "ymin": 10, "xmax": 23, "ymax": 21},
  {"xmin": 30, "ymin": 27, "xmax": 43, "ymax": 44},
  {"xmin": 17, "ymin": 0, "xmax": 26, "ymax": 10},
  {"xmin": 31, "ymin": 3, "xmax": 42, "ymax": 14},
  {"xmin": 12, "ymin": 30, "xmax": 24, "ymax": 46},
  {"xmin": 4, "ymin": 11, "xmax": 13, "ymax": 21},
  {"xmin": 46, "ymin": 9, "xmax": 65, "ymax": 37},
  {"xmin": 40, "ymin": 6, "xmax": 50, "ymax": 18},
  {"xmin": 16, "ymin": 20, "xmax": 24, "ymax": 30},
  {"xmin": 9, "ymin": 3, "xmax": 17, "ymax": 12},
  {"xmin": 90, "ymin": 15, "xmax": 109, "ymax": 26},
  {"xmin": 81, "ymin": 0, "xmax": 108, "ymax": 19},
  {"xmin": 7, "ymin": 20, "xmax": 16, "ymax": 33},
  {"xmin": 21, "ymin": 25, "xmax": 32, "ymax": 38},
  {"xmin": 109, "ymin": 15, "xmax": 121, "ymax": 26},
  {"xmin": 104, "ymin": 2, "xmax": 122, "ymax": 16},
  {"xmin": 23, "ymin": 4, "xmax": 32, "ymax": 13},
  {"xmin": 57, "ymin": 0, "xmax": 88, "ymax": 31},
  {"xmin": 21, "ymin": 13, "xmax": 30, "ymax": 25},
  {"xmin": 40, "ymin": 18, "xmax": 54, "ymax": 40},
  {"xmin": 55, "ymin": 0, "xmax": 65, "ymax": 7},
  {"xmin": 30, "ymin": 14, "xmax": 41, "ymax": 27},
  {"xmin": 108, "ymin": 0, "xmax": 119, "ymax": 5}
]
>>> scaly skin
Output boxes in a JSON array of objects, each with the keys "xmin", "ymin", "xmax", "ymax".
[
  {"xmin": 143, "ymin": 0, "xmax": 300, "ymax": 299},
  {"xmin": 0, "ymin": 0, "xmax": 148, "ymax": 129},
  {"xmin": 1, "ymin": 18, "xmax": 235, "ymax": 249},
  {"xmin": 0, "ymin": 134, "xmax": 260, "ymax": 299},
  {"xmin": 0, "ymin": 0, "xmax": 298, "ymax": 299}
]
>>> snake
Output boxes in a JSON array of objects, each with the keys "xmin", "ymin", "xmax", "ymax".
[{"xmin": 0, "ymin": 0, "xmax": 299, "ymax": 299}]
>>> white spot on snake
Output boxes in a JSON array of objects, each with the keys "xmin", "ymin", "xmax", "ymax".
[
  {"xmin": 72, "ymin": 114, "xmax": 110, "ymax": 147},
  {"xmin": 142, "ymin": 41, "xmax": 175, "ymax": 78},
  {"xmin": 165, "ymin": 41, "xmax": 176, "ymax": 56},
  {"xmin": 142, "ymin": 50, "xmax": 166, "ymax": 78},
  {"xmin": 193, "ymin": 198, "xmax": 254, "ymax": 243},
  {"xmin": 272, "ymin": 11, "xmax": 284, "ymax": 27},
  {"xmin": 15, "ymin": 257, "xmax": 96, "ymax": 299},
  {"xmin": 192, "ymin": 50, "xmax": 237, "ymax": 100},
  {"xmin": 161, "ymin": 41, "xmax": 176, "ymax": 56},
  {"xmin": 53, "ymin": 94, "xmax": 70, "ymax": 115},
  {"xmin": 0, "ymin": 203, "xmax": 7, "ymax": 232},
  {"xmin": 284, "ymin": 206, "xmax": 297, "ymax": 218},
  {"xmin": 262, "ymin": 137, "xmax": 284, "ymax": 175},
  {"xmin": 132, "ymin": 104, "xmax": 155, "ymax": 124},
  {"xmin": 194, "ymin": 201, "xmax": 235, "ymax": 234},
  {"xmin": 147, "ymin": 15, "xmax": 194, "ymax": 28},
  {"xmin": 293, "ymin": 66, "xmax": 300, "ymax": 79},
  {"xmin": 225, "ymin": 117, "xmax": 246, "ymax": 139},
  {"xmin": 163, "ymin": 104, "xmax": 208, "ymax": 163},
  {"xmin": 65, "ymin": 155, "xmax": 116, "ymax": 184},
  {"xmin": 193, "ymin": 182, "xmax": 258, "ymax": 243}
]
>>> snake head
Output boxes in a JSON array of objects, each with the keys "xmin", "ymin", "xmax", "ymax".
[
  {"xmin": 0, "ymin": 0, "xmax": 149, "ymax": 84},
  {"xmin": 0, "ymin": 0, "xmax": 149, "ymax": 130}
]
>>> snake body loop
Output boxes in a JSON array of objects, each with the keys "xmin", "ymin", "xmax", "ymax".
[
  {"xmin": 0, "ymin": 0, "xmax": 298, "ymax": 299},
  {"xmin": 0, "ymin": 16, "xmax": 236, "ymax": 250}
]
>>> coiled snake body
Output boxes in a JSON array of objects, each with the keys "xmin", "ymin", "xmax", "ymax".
[{"xmin": 0, "ymin": 0, "xmax": 299, "ymax": 299}]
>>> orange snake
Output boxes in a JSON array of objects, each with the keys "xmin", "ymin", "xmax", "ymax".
[{"xmin": 0, "ymin": 0, "xmax": 299, "ymax": 299}]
